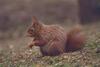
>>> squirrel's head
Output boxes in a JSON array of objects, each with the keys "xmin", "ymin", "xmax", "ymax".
[{"xmin": 27, "ymin": 16, "xmax": 42, "ymax": 37}]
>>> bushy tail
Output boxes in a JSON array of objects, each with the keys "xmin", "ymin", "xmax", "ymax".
[{"xmin": 66, "ymin": 25, "xmax": 86, "ymax": 52}]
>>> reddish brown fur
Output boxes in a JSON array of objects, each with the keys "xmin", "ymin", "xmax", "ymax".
[
  {"xmin": 66, "ymin": 25, "xmax": 86, "ymax": 52},
  {"xmin": 27, "ymin": 17, "xmax": 86, "ymax": 56}
]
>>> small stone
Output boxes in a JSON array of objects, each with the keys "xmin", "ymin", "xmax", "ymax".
[
  {"xmin": 96, "ymin": 48, "xmax": 100, "ymax": 53},
  {"xmin": 63, "ymin": 56, "xmax": 68, "ymax": 59}
]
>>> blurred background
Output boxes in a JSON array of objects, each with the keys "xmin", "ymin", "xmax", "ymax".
[
  {"xmin": 0, "ymin": 0, "xmax": 100, "ymax": 66},
  {"xmin": 0, "ymin": 0, "xmax": 100, "ymax": 54}
]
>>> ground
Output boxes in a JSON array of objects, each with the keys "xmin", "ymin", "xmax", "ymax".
[{"xmin": 0, "ymin": 23, "xmax": 100, "ymax": 67}]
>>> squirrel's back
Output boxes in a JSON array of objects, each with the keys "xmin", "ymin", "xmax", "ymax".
[{"xmin": 39, "ymin": 24, "xmax": 67, "ymax": 56}]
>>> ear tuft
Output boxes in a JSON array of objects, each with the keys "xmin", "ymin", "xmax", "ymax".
[{"xmin": 32, "ymin": 16, "xmax": 38, "ymax": 24}]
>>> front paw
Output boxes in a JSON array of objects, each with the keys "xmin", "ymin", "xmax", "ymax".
[{"xmin": 28, "ymin": 41, "xmax": 35, "ymax": 48}]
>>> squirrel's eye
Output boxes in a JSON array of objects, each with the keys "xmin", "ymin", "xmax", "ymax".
[
  {"xmin": 28, "ymin": 27, "xmax": 34, "ymax": 33},
  {"xmin": 30, "ymin": 27, "xmax": 34, "ymax": 32}
]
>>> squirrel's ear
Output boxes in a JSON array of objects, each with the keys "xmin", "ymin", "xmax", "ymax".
[{"xmin": 32, "ymin": 16, "xmax": 39, "ymax": 24}]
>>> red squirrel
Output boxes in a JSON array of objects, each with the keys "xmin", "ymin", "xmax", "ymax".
[{"xmin": 27, "ymin": 17, "xmax": 86, "ymax": 56}]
